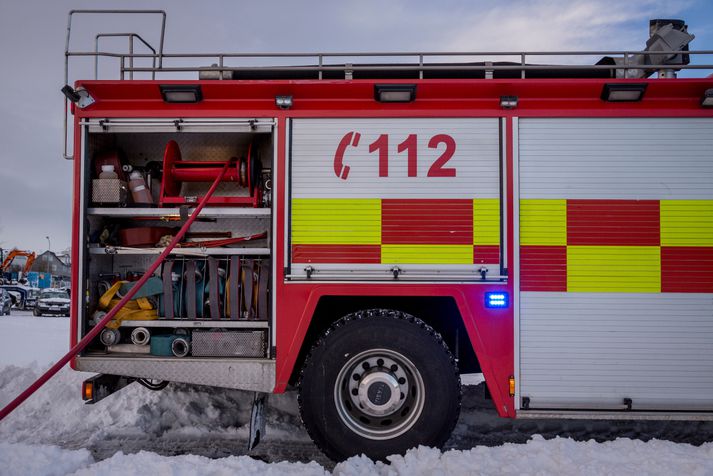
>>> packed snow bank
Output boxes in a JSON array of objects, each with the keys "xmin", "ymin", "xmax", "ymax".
[
  {"xmin": 335, "ymin": 437, "xmax": 713, "ymax": 475},
  {"xmin": 2, "ymin": 435, "xmax": 713, "ymax": 475},
  {"xmin": 0, "ymin": 443, "xmax": 93, "ymax": 476},
  {"xmin": 0, "ymin": 363, "xmax": 308, "ymax": 448}
]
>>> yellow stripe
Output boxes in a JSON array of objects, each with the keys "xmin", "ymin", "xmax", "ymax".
[
  {"xmin": 660, "ymin": 200, "xmax": 713, "ymax": 247},
  {"xmin": 473, "ymin": 198, "xmax": 500, "ymax": 245},
  {"xmin": 382, "ymin": 244, "xmax": 472, "ymax": 264},
  {"xmin": 567, "ymin": 246, "xmax": 661, "ymax": 292},
  {"xmin": 520, "ymin": 199, "xmax": 567, "ymax": 246},
  {"xmin": 292, "ymin": 199, "xmax": 381, "ymax": 244}
]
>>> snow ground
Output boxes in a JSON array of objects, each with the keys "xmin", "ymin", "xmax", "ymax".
[{"xmin": 1, "ymin": 312, "xmax": 713, "ymax": 475}]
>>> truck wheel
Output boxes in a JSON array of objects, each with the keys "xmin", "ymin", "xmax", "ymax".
[
  {"xmin": 33, "ymin": 308, "xmax": 40, "ymax": 317},
  {"xmin": 298, "ymin": 309, "xmax": 461, "ymax": 462}
]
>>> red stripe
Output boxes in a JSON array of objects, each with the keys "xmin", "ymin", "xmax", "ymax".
[
  {"xmin": 520, "ymin": 245, "xmax": 567, "ymax": 292},
  {"xmin": 474, "ymin": 245, "xmax": 500, "ymax": 264},
  {"xmin": 567, "ymin": 200, "xmax": 660, "ymax": 246},
  {"xmin": 291, "ymin": 245, "xmax": 381, "ymax": 264},
  {"xmin": 382, "ymin": 199, "xmax": 473, "ymax": 245},
  {"xmin": 661, "ymin": 247, "xmax": 713, "ymax": 293}
]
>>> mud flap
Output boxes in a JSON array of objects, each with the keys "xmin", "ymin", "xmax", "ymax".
[{"xmin": 248, "ymin": 392, "xmax": 267, "ymax": 451}]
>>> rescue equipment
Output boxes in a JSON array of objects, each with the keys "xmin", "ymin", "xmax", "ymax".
[{"xmin": 159, "ymin": 140, "xmax": 262, "ymax": 207}]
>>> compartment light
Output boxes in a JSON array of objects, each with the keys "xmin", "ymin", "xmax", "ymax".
[
  {"xmin": 485, "ymin": 292, "xmax": 509, "ymax": 309},
  {"xmin": 374, "ymin": 84, "xmax": 416, "ymax": 103},
  {"xmin": 160, "ymin": 84, "xmax": 203, "ymax": 103},
  {"xmin": 601, "ymin": 83, "xmax": 647, "ymax": 102},
  {"xmin": 275, "ymin": 95, "xmax": 293, "ymax": 109},
  {"xmin": 701, "ymin": 88, "xmax": 713, "ymax": 107},
  {"xmin": 500, "ymin": 96, "xmax": 518, "ymax": 109}
]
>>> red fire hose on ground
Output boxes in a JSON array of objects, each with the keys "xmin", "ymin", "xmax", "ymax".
[{"xmin": 0, "ymin": 159, "xmax": 235, "ymax": 422}]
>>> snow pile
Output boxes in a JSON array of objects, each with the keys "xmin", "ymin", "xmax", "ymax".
[
  {"xmin": 0, "ymin": 363, "xmax": 307, "ymax": 449},
  {"xmin": 334, "ymin": 437, "xmax": 713, "ymax": 475},
  {"xmin": 2, "ymin": 435, "xmax": 712, "ymax": 475},
  {"xmin": 0, "ymin": 443, "xmax": 92, "ymax": 476},
  {"xmin": 74, "ymin": 450, "xmax": 329, "ymax": 476}
]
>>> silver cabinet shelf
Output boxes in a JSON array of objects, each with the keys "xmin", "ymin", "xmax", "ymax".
[
  {"xmin": 88, "ymin": 246, "xmax": 270, "ymax": 256},
  {"xmin": 117, "ymin": 319, "xmax": 269, "ymax": 329},
  {"xmin": 88, "ymin": 207, "xmax": 271, "ymax": 218}
]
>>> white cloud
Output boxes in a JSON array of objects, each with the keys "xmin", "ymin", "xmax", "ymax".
[{"xmin": 443, "ymin": 0, "xmax": 692, "ymax": 53}]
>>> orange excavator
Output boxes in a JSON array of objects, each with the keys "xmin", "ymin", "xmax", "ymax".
[{"xmin": 0, "ymin": 249, "xmax": 37, "ymax": 280}]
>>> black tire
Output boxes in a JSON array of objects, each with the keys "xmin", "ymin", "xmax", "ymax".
[
  {"xmin": 33, "ymin": 308, "xmax": 40, "ymax": 317},
  {"xmin": 299, "ymin": 309, "xmax": 461, "ymax": 462}
]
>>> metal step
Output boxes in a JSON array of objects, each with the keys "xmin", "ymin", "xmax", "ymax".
[{"xmin": 76, "ymin": 356, "xmax": 275, "ymax": 392}]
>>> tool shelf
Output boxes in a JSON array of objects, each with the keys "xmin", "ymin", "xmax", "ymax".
[{"xmin": 87, "ymin": 246, "xmax": 271, "ymax": 256}]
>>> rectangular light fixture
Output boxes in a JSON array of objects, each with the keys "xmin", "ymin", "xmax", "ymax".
[
  {"xmin": 160, "ymin": 84, "xmax": 203, "ymax": 103},
  {"xmin": 485, "ymin": 292, "xmax": 509, "ymax": 309},
  {"xmin": 275, "ymin": 95, "xmax": 293, "ymax": 109},
  {"xmin": 500, "ymin": 96, "xmax": 518, "ymax": 109},
  {"xmin": 374, "ymin": 84, "xmax": 416, "ymax": 103},
  {"xmin": 702, "ymin": 88, "xmax": 713, "ymax": 107},
  {"xmin": 601, "ymin": 83, "xmax": 647, "ymax": 102}
]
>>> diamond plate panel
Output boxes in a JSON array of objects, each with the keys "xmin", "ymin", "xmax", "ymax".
[
  {"xmin": 192, "ymin": 330, "xmax": 266, "ymax": 357},
  {"xmin": 76, "ymin": 356, "xmax": 275, "ymax": 392}
]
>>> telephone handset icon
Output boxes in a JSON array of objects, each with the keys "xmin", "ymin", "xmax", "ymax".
[{"xmin": 334, "ymin": 131, "xmax": 360, "ymax": 180}]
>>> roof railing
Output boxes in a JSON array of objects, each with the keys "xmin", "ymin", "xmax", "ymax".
[
  {"xmin": 68, "ymin": 49, "xmax": 713, "ymax": 81},
  {"xmin": 62, "ymin": 9, "xmax": 713, "ymax": 160}
]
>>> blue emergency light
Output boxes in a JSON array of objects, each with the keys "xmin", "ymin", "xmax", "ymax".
[{"xmin": 485, "ymin": 292, "xmax": 509, "ymax": 309}]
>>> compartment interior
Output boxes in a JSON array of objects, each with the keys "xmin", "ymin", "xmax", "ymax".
[{"xmin": 79, "ymin": 125, "xmax": 273, "ymax": 359}]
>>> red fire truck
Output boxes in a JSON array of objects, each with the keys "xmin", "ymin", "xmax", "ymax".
[{"xmin": 63, "ymin": 11, "xmax": 713, "ymax": 461}]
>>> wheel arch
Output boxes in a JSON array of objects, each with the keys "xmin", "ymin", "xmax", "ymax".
[{"xmin": 287, "ymin": 295, "xmax": 481, "ymax": 387}]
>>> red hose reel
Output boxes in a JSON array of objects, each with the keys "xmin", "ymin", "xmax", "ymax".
[{"xmin": 159, "ymin": 140, "xmax": 262, "ymax": 207}]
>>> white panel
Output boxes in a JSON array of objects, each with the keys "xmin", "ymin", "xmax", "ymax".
[
  {"xmin": 519, "ymin": 118, "xmax": 713, "ymax": 200},
  {"xmin": 520, "ymin": 292, "xmax": 713, "ymax": 410},
  {"xmin": 292, "ymin": 118, "xmax": 500, "ymax": 199}
]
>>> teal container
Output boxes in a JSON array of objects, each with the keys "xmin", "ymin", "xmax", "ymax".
[{"xmin": 150, "ymin": 334, "xmax": 180, "ymax": 356}]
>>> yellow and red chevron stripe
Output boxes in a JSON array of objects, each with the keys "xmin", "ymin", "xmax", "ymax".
[
  {"xmin": 520, "ymin": 199, "xmax": 713, "ymax": 293},
  {"xmin": 291, "ymin": 198, "xmax": 500, "ymax": 265}
]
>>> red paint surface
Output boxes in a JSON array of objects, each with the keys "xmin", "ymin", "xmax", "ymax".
[
  {"xmin": 291, "ymin": 244, "xmax": 381, "ymax": 264},
  {"xmin": 520, "ymin": 246, "xmax": 568, "ymax": 292},
  {"xmin": 473, "ymin": 245, "xmax": 500, "ymax": 264},
  {"xmin": 70, "ymin": 75, "xmax": 713, "ymax": 422},
  {"xmin": 381, "ymin": 199, "xmax": 473, "ymax": 245},
  {"xmin": 661, "ymin": 246, "xmax": 713, "ymax": 293},
  {"xmin": 567, "ymin": 200, "xmax": 660, "ymax": 246}
]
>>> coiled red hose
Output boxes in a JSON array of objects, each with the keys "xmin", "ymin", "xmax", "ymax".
[{"xmin": 0, "ymin": 158, "xmax": 235, "ymax": 422}]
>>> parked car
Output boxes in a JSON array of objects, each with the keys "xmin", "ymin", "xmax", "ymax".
[
  {"xmin": 33, "ymin": 289, "xmax": 70, "ymax": 317},
  {"xmin": 0, "ymin": 284, "xmax": 32, "ymax": 310},
  {"xmin": 0, "ymin": 289, "xmax": 12, "ymax": 315}
]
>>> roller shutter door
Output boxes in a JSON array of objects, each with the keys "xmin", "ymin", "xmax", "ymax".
[
  {"xmin": 518, "ymin": 117, "xmax": 713, "ymax": 411},
  {"xmin": 289, "ymin": 118, "xmax": 502, "ymax": 279}
]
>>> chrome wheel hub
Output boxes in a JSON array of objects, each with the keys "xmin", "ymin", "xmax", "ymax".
[{"xmin": 335, "ymin": 349, "xmax": 425, "ymax": 440}]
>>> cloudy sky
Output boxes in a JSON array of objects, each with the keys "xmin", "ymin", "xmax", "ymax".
[{"xmin": 0, "ymin": 0, "xmax": 711, "ymax": 254}]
